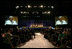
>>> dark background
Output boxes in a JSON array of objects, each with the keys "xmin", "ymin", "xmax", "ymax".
[
  {"xmin": 0, "ymin": 0, "xmax": 72, "ymax": 15},
  {"xmin": 0, "ymin": 0, "xmax": 72, "ymax": 27}
]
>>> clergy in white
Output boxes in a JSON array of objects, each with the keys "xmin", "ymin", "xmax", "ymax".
[
  {"xmin": 56, "ymin": 16, "xmax": 67, "ymax": 25},
  {"xmin": 56, "ymin": 20, "xmax": 67, "ymax": 25},
  {"xmin": 5, "ymin": 16, "xmax": 18, "ymax": 25}
]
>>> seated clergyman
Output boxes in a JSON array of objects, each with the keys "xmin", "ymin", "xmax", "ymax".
[
  {"xmin": 56, "ymin": 16, "xmax": 67, "ymax": 25},
  {"xmin": 5, "ymin": 16, "xmax": 18, "ymax": 25}
]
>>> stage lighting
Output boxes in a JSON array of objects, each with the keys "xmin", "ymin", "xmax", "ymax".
[
  {"xmin": 51, "ymin": 6, "xmax": 54, "ymax": 9},
  {"xmin": 47, "ymin": 11, "xmax": 51, "ymax": 14},
  {"xmin": 21, "ymin": 11, "xmax": 23, "ymax": 14},
  {"xmin": 21, "ymin": 11, "xmax": 29, "ymax": 14},
  {"xmin": 24, "ymin": 12, "xmax": 27, "ymax": 13},
  {"xmin": 16, "ymin": 6, "xmax": 19, "ymax": 9},
  {"xmin": 24, "ymin": 12, "xmax": 29, "ymax": 14},
  {"xmin": 42, "ymin": 11, "xmax": 51, "ymax": 14},
  {"xmin": 28, "ymin": 5, "xmax": 31, "ymax": 8},
  {"xmin": 40, "ymin": 5, "xmax": 44, "ymax": 8}
]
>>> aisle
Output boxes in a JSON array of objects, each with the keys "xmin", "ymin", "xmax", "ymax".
[{"xmin": 18, "ymin": 33, "xmax": 55, "ymax": 48}]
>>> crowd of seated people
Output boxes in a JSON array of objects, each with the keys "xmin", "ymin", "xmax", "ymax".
[
  {"xmin": 44, "ymin": 27, "xmax": 71, "ymax": 48},
  {"xmin": 0, "ymin": 26, "xmax": 71, "ymax": 48},
  {"xmin": 1, "ymin": 27, "xmax": 35, "ymax": 48}
]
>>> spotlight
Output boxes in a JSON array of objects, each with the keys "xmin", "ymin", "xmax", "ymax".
[
  {"xmin": 24, "ymin": 12, "xmax": 27, "ymax": 13},
  {"xmin": 51, "ymin": 6, "xmax": 54, "ymax": 9},
  {"xmin": 42, "ymin": 11, "xmax": 51, "ymax": 14},
  {"xmin": 21, "ymin": 11, "xmax": 29, "ymax": 14},
  {"xmin": 40, "ymin": 5, "xmax": 44, "ymax": 8},
  {"xmin": 16, "ymin": 6, "xmax": 19, "ymax": 9},
  {"xmin": 47, "ymin": 11, "xmax": 51, "ymax": 14},
  {"xmin": 21, "ymin": 11, "xmax": 23, "ymax": 14},
  {"xmin": 28, "ymin": 5, "xmax": 31, "ymax": 8},
  {"xmin": 24, "ymin": 12, "xmax": 29, "ymax": 14}
]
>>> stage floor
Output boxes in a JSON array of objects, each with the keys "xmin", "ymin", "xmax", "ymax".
[{"xmin": 17, "ymin": 33, "xmax": 55, "ymax": 48}]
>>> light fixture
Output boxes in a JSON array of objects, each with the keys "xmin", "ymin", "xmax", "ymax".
[
  {"xmin": 47, "ymin": 11, "xmax": 51, "ymax": 14},
  {"xmin": 42, "ymin": 11, "xmax": 51, "ymax": 14},
  {"xmin": 24, "ymin": 12, "xmax": 27, "ymax": 13},
  {"xmin": 16, "ymin": 6, "xmax": 19, "ymax": 9},
  {"xmin": 51, "ymin": 6, "xmax": 54, "ymax": 9},
  {"xmin": 40, "ymin": 5, "xmax": 44, "ymax": 8},
  {"xmin": 28, "ymin": 5, "xmax": 31, "ymax": 8},
  {"xmin": 21, "ymin": 11, "xmax": 23, "ymax": 14},
  {"xmin": 21, "ymin": 12, "xmax": 29, "ymax": 14}
]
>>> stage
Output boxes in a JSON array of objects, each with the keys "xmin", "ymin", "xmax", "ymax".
[{"xmin": 17, "ymin": 33, "xmax": 55, "ymax": 48}]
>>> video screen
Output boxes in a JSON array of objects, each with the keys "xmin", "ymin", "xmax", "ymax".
[
  {"xmin": 5, "ymin": 16, "xmax": 18, "ymax": 25},
  {"xmin": 55, "ymin": 16, "xmax": 68, "ymax": 25}
]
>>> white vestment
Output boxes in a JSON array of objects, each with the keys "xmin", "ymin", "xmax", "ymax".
[{"xmin": 5, "ymin": 20, "xmax": 18, "ymax": 25}]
